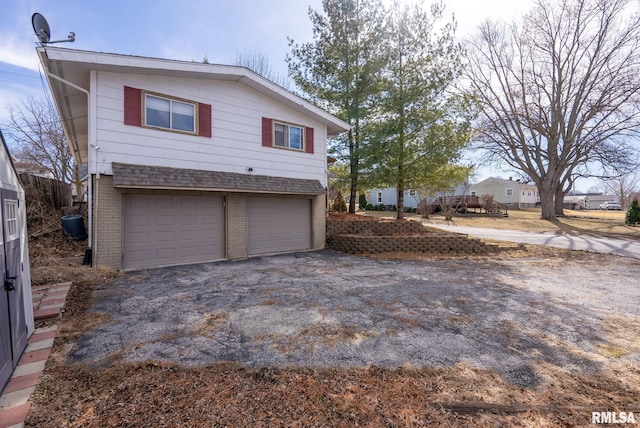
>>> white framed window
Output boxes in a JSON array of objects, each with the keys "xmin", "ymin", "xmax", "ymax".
[
  {"xmin": 506, "ymin": 188, "xmax": 513, "ymax": 197},
  {"xmin": 274, "ymin": 122, "xmax": 305, "ymax": 151},
  {"xmin": 408, "ymin": 189, "xmax": 416, "ymax": 197},
  {"xmin": 144, "ymin": 93, "xmax": 196, "ymax": 133},
  {"xmin": 4, "ymin": 200, "xmax": 19, "ymax": 241},
  {"xmin": 376, "ymin": 191, "xmax": 383, "ymax": 204},
  {"xmin": 471, "ymin": 191, "xmax": 477, "ymax": 196}
]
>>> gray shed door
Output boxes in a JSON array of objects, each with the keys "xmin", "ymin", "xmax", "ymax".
[
  {"xmin": 124, "ymin": 194, "xmax": 225, "ymax": 270},
  {"xmin": 247, "ymin": 197, "xmax": 311, "ymax": 256},
  {"xmin": 1, "ymin": 188, "xmax": 27, "ymax": 393}
]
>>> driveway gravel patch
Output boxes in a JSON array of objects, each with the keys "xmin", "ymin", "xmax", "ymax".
[{"xmin": 70, "ymin": 250, "xmax": 640, "ymax": 388}]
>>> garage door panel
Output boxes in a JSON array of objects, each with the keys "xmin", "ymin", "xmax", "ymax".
[
  {"xmin": 247, "ymin": 197, "xmax": 311, "ymax": 256},
  {"xmin": 124, "ymin": 194, "xmax": 225, "ymax": 269}
]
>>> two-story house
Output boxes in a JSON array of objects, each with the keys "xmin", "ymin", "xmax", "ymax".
[{"xmin": 37, "ymin": 47, "xmax": 349, "ymax": 270}]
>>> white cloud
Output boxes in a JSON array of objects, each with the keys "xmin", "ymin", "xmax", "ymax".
[{"xmin": 0, "ymin": 36, "xmax": 41, "ymax": 71}]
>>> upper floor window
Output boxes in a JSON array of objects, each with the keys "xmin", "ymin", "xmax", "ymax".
[
  {"xmin": 262, "ymin": 117, "xmax": 314, "ymax": 154},
  {"xmin": 124, "ymin": 86, "xmax": 211, "ymax": 138},
  {"xmin": 145, "ymin": 94, "xmax": 196, "ymax": 133},
  {"xmin": 408, "ymin": 189, "xmax": 416, "ymax": 197},
  {"xmin": 274, "ymin": 122, "xmax": 304, "ymax": 150},
  {"xmin": 506, "ymin": 188, "xmax": 514, "ymax": 196}
]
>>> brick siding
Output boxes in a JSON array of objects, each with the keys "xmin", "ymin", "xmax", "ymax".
[
  {"xmin": 93, "ymin": 175, "xmax": 123, "ymax": 269},
  {"xmin": 311, "ymin": 195, "xmax": 326, "ymax": 250},
  {"xmin": 227, "ymin": 194, "xmax": 248, "ymax": 259}
]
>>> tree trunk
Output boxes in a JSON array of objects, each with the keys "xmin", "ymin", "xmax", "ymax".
[
  {"xmin": 397, "ymin": 185, "xmax": 404, "ymax": 220},
  {"xmin": 349, "ymin": 176, "xmax": 358, "ymax": 214},
  {"xmin": 348, "ymin": 129, "xmax": 358, "ymax": 214},
  {"xmin": 554, "ymin": 186, "xmax": 566, "ymax": 217},
  {"xmin": 538, "ymin": 183, "xmax": 557, "ymax": 221}
]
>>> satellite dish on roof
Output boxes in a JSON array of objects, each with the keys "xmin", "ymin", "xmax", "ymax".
[
  {"xmin": 32, "ymin": 12, "xmax": 75, "ymax": 45},
  {"xmin": 32, "ymin": 13, "xmax": 50, "ymax": 43}
]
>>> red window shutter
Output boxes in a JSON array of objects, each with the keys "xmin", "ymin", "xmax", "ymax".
[
  {"xmin": 262, "ymin": 117, "xmax": 273, "ymax": 147},
  {"xmin": 198, "ymin": 103, "xmax": 212, "ymax": 137},
  {"xmin": 124, "ymin": 86, "xmax": 142, "ymax": 126},
  {"xmin": 305, "ymin": 127, "xmax": 314, "ymax": 154}
]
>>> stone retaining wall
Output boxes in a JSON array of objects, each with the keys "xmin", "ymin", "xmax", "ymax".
[
  {"xmin": 326, "ymin": 218, "xmax": 493, "ymax": 255},
  {"xmin": 327, "ymin": 218, "xmax": 427, "ymax": 238},
  {"xmin": 331, "ymin": 234, "xmax": 490, "ymax": 254}
]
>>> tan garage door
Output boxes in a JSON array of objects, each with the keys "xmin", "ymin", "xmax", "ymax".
[
  {"xmin": 123, "ymin": 194, "xmax": 225, "ymax": 269},
  {"xmin": 247, "ymin": 197, "xmax": 311, "ymax": 256}
]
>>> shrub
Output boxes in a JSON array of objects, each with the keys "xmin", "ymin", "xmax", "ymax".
[
  {"xmin": 375, "ymin": 204, "xmax": 385, "ymax": 211},
  {"xmin": 365, "ymin": 203, "xmax": 374, "ymax": 211},
  {"xmin": 626, "ymin": 198, "xmax": 640, "ymax": 225},
  {"xmin": 358, "ymin": 193, "xmax": 367, "ymax": 210},
  {"xmin": 332, "ymin": 191, "xmax": 347, "ymax": 213}
]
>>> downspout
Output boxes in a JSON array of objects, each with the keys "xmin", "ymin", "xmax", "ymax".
[
  {"xmin": 45, "ymin": 70, "xmax": 96, "ymax": 261},
  {"xmin": 89, "ymin": 71, "xmax": 98, "ymax": 268}
]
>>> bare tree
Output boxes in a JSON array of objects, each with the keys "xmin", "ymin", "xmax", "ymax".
[
  {"xmin": 4, "ymin": 97, "xmax": 82, "ymax": 198},
  {"xmin": 601, "ymin": 173, "xmax": 639, "ymax": 209},
  {"xmin": 465, "ymin": 0, "xmax": 640, "ymax": 221},
  {"xmin": 234, "ymin": 50, "xmax": 291, "ymax": 89}
]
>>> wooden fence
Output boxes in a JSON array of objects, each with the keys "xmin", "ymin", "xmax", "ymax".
[{"xmin": 18, "ymin": 174, "xmax": 71, "ymax": 210}]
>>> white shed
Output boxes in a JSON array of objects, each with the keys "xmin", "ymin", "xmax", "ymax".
[{"xmin": 0, "ymin": 129, "xmax": 34, "ymax": 392}]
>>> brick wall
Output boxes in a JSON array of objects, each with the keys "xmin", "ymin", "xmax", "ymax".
[
  {"xmin": 93, "ymin": 175, "xmax": 123, "ymax": 269},
  {"xmin": 311, "ymin": 194, "xmax": 326, "ymax": 250},
  {"xmin": 227, "ymin": 194, "xmax": 248, "ymax": 259},
  {"xmin": 326, "ymin": 217, "xmax": 493, "ymax": 255}
]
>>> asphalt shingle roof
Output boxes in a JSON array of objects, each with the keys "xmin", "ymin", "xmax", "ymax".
[{"xmin": 112, "ymin": 163, "xmax": 325, "ymax": 195}]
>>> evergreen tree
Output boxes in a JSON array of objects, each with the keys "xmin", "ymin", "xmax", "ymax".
[
  {"xmin": 287, "ymin": 0, "xmax": 386, "ymax": 213},
  {"xmin": 626, "ymin": 199, "xmax": 640, "ymax": 225},
  {"xmin": 358, "ymin": 192, "xmax": 367, "ymax": 210},
  {"xmin": 364, "ymin": 1, "xmax": 473, "ymax": 219}
]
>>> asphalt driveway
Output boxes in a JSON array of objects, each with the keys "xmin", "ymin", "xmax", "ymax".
[{"xmin": 71, "ymin": 250, "xmax": 640, "ymax": 388}]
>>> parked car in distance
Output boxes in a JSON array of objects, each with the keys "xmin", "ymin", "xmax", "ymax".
[{"xmin": 599, "ymin": 201, "xmax": 622, "ymax": 210}]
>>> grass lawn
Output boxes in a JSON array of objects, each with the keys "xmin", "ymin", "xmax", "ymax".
[{"xmin": 359, "ymin": 208, "xmax": 639, "ymax": 240}]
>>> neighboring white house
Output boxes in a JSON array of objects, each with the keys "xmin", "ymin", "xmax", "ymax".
[
  {"xmin": 369, "ymin": 183, "xmax": 469, "ymax": 209},
  {"xmin": 469, "ymin": 177, "xmax": 539, "ymax": 208},
  {"xmin": 1, "ymin": 129, "xmax": 34, "ymax": 392},
  {"xmin": 564, "ymin": 194, "xmax": 619, "ymax": 210},
  {"xmin": 369, "ymin": 188, "xmax": 422, "ymax": 209},
  {"xmin": 38, "ymin": 47, "xmax": 349, "ymax": 270},
  {"xmin": 12, "ymin": 158, "xmax": 55, "ymax": 179}
]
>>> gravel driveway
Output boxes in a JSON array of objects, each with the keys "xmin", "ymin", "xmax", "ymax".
[{"xmin": 71, "ymin": 250, "xmax": 640, "ymax": 388}]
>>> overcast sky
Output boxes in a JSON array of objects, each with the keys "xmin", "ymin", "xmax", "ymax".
[{"xmin": 3, "ymin": 0, "xmax": 560, "ymax": 186}]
